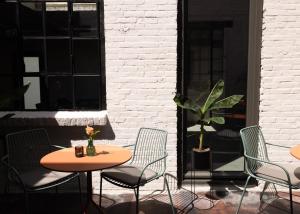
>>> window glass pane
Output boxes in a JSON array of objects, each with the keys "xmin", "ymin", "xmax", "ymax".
[
  {"xmin": 73, "ymin": 3, "xmax": 97, "ymax": 37},
  {"xmin": 200, "ymin": 60, "xmax": 210, "ymax": 74},
  {"xmin": 24, "ymin": 57, "xmax": 40, "ymax": 73},
  {"xmin": 213, "ymin": 48, "xmax": 223, "ymax": 59},
  {"xmin": 75, "ymin": 76, "xmax": 99, "ymax": 109},
  {"xmin": 47, "ymin": 39, "xmax": 70, "ymax": 73},
  {"xmin": 200, "ymin": 47, "xmax": 210, "ymax": 59},
  {"xmin": 46, "ymin": 2, "xmax": 68, "ymax": 36},
  {"xmin": 0, "ymin": 77, "xmax": 15, "ymax": 95},
  {"xmin": 73, "ymin": 39, "xmax": 99, "ymax": 74},
  {"xmin": 213, "ymin": 59, "xmax": 223, "ymax": 72},
  {"xmin": 0, "ymin": 2, "xmax": 17, "ymax": 27},
  {"xmin": 48, "ymin": 76, "xmax": 72, "ymax": 109},
  {"xmin": 20, "ymin": 3, "xmax": 43, "ymax": 36},
  {"xmin": 23, "ymin": 77, "xmax": 40, "ymax": 109},
  {"xmin": 213, "ymin": 30, "xmax": 223, "ymax": 40},
  {"xmin": 0, "ymin": 2, "xmax": 18, "ymax": 74},
  {"xmin": 23, "ymin": 39, "xmax": 44, "ymax": 73},
  {"xmin": 0, "ymin": 77, "xmax": 18, "ymax": 110},
  {"xmin": 0, "ymin": 32, "xmax": 19, "ymax": 75}
]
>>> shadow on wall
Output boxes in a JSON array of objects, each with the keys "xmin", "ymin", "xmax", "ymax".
[
  {"xmin": 45, "ymin": 118, "xmax": 115, "ymax": 146},
  {"xmin": 0, "ymin": 115, "xmax": 115, "ymax": 147}
]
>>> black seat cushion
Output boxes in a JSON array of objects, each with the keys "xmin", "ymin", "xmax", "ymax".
[{"xmin": 102, "ymin": 165, "xmax": 157, "ymax": 186}]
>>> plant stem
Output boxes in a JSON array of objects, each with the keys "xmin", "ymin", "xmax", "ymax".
[{"xmin": 199, "ymin": 123, "xmax": 204, "ymax": 150}]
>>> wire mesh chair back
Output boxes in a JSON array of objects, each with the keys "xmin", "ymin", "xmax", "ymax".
[
  {"xmin": 130, "ymin": 128, "xmax": 167, "ymax": 175},
  {"xmin": 6, "ymin": 129, "xmax": 52, "ymax": 173},
  {"xmin": 240, "ymin": 125, "xmax": 269, "ymax": 174}
]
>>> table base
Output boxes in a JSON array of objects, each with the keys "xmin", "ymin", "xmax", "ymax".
[{"xmin": 83, "ymin": 171, "xmax": 104, "ymax": 214}]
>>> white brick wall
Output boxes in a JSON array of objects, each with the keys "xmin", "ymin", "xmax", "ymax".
[
  {"xmin": 98, "ymin": 0, "xmax": 178, "ymax": 193},
  {"xmin": 260, "ymin": 0, "xmax": 300, "ymax": 164}
]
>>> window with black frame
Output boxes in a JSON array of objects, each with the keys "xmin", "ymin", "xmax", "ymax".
[{"xmin": 0, "ymin": 0, "xmax": 105, "ymax": 110}]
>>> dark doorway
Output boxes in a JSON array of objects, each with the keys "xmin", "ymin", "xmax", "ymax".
[{"xmin": 179, "ymin": 0, "xmax": 250, "ymax": 180}]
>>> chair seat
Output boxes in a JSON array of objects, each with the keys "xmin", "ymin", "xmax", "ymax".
[
  {"xmin": 20, "ymin": 167, "xmax": 75, "ymax": 189},
  {"xmin": 256, "ymin": 164, "xmax": 300, "ymax": 186},
  {"xmin": 102, "ymin": 165, "xmax": 158, "ymax": 186}
]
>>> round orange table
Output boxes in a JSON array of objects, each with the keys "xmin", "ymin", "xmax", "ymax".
[
  {"xmin": 290, "ymin": 144, "xmax": 300, "ymax": 159},
  {"xmin": 40, "ymin": 145, "xmax": 132, "ymax": 213}
]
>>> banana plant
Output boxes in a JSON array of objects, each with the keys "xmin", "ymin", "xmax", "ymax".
[{"xmin": 174, "ymin": 80, "xmax": 243, "ymax": 151}]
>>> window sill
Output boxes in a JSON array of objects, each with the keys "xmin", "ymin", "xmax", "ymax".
[{"xmin": 0, "ymin": 111, "xmax": 108, "ymax": 127}]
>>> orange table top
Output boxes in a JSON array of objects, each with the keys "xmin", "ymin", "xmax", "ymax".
[
  {"xmin": 40, "ymin": 145, "xmax": 132, "ymax": 172},
  {"xmin": 290, "ymin": 144, "xmax": 300, "ymax": 160}
]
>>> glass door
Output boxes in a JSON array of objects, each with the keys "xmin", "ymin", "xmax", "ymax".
[{"xmin": 182, "ymin": 0, "xmax": 249, "ymax": 179}]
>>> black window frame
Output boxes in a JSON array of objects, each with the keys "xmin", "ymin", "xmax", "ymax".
[{"xmin": 1, "ymin": 0, "xmax": 106, "ymax": 111}]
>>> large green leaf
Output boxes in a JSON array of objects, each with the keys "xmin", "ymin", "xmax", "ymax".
[
  {"xmin": 173, "ymin": 94, "xmax": 200, "ymax": 113},
  {"xmin": 202, "ymin": 116, "xmax": 225, "ymax": 125},
  {"xmin": 201, "ymin": 80, "xmax": 224, "ymax": 114},
  {"xmin": 0, "ymin": 83, "xmax": 30, "ymax": 108},
  {"xmin": 209, "ymin": 95, "xmax": 243, "ymax": 111}
]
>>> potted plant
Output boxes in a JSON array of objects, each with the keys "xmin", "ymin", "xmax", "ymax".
[{"xmin": 174, "ymin": 80, "xmax": 243, "ymax": 169}]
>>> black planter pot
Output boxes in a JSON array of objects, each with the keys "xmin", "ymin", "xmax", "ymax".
[{"xmin": 192, "ymin": 148, "xmax": 210, "ymax": 170}]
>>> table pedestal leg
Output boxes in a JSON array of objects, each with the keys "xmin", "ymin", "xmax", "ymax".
[{"xmin": 83, "ymin": 171, "xmax": 103, "ymax": 214}]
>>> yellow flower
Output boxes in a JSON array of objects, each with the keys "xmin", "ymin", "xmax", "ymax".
[
  {"xmin": 85, "ymin": 125, "xmax": 100, "ymax": 139},
  {"xmin": 86, "ymin": 125, "xmax": 94, "ymax": 136}
]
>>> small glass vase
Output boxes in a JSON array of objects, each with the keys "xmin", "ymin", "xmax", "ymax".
[{"xmin": 86, "ymin": 138, "xmax": 96, "ymax": 156}]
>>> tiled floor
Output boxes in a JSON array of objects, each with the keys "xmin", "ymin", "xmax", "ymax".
[{"xmin": 1, "ymin": 184, "xmax": 300, "ymax": 214}]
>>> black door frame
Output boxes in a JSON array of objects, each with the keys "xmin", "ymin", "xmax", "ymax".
[{"xmin": 176, "ymin": 0, "xmax": 263, "ymax": 187}]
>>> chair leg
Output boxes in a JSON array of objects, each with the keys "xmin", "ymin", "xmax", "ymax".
[
  {"xmin": 135, "ymin": 187, "xmax": 139, "ymax": 214},
  {"xmin": 260, "ymin": 182, "xmax": 278, "ymax": 202},
  {"xmin": 236, "ymin": 176, "xmax": 251, "ymax": 214},
  {"xmin": 164, "ymin": 175, "xmax": 176, "ymax": 214},
  {"xmin": 99, "ymin": 174, "xmax": 103, "ymax": 207},
  {"xmin": 272, "ymin": 183, "xmax": 278, "ymax": 195},
  {"xmin": 260, "ymin": 181, "xmax": 269, "ymax": 201},
  {"xmin": 289, "ymin": 185, "xmax": 293, "ymax": 214}
]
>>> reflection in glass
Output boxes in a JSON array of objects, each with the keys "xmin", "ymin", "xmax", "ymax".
[
  {"xmin": 24, "ymin": 57, "xmax": 40, "ymax": 73},
  {"xmin": 48, "ymin": 76, "xmax": 73, "ymax": 109},
  {"xmin": 23, "ymin": 39, "xmax": 44, "ymax": 72},
  {"xmin": 20, "ymin": 3, "xmax": 43, "ymax": 36},
  {"xmin": 23, "ymin": 77, "xmax": 40, "ymax": 109},
  {"xmin": 46, "ymin": 2, "xmax": 68, "ymax": 36},
  {"xmin": 73, "ymin": 3, "xmax": 97, "ymax": 37},
  {"xmin": 75, "ymin": 76, "xmax": 99, "ymax": 109}
]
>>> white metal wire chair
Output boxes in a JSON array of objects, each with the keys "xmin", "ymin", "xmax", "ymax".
[
  {"xmin": 237, "ymin": 125, "xmax": 300, "ymax": 214},
  {"xmin": 99, "ymin": 128, "xmax": 172, "ymax": 214},
  {"xmin": 1, "ymin": 128, "xmax": 81, "ymax": 214}
]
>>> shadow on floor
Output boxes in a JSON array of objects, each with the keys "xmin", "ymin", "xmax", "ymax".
[
  {"xmin": 106, "ymin": 200, "xmax": 175, "ymax": 214},
  {"xmin": 1, "ymin": 190, "xmax": 300, "ymax": 214}
]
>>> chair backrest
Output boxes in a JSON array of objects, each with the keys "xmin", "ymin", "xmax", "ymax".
[
  {"xmin": 6, "ymin": 129, "xmax": 52, "ymax": 173},
  {"xmin": 130, "ymin": 128, "xmax": 168, "ymax": 174},
  {"xmin": 240, "ymin": 125, "xmax": 269, "ymax": 173}
]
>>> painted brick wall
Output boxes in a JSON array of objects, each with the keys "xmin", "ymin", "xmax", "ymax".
[
  {"xmin": 98, "ymin": 0, "xmax": 178, "ymax": 193},
  {"xmin": 260, "ymin": 0, "xmax": 300, "ymax": 163}
]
